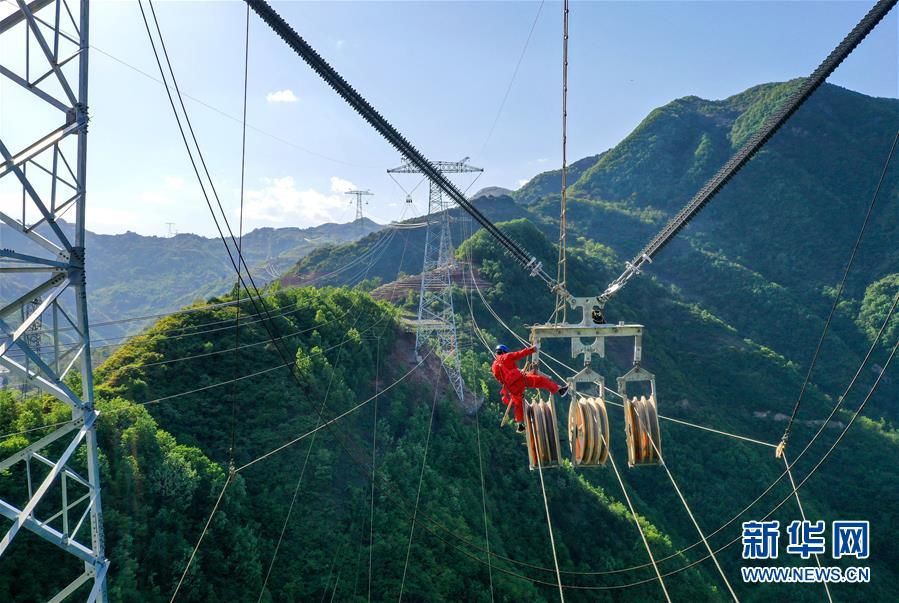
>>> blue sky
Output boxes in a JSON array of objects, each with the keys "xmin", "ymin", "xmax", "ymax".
[{"xmin": 6, "ymin": 1, "xmax": 898, "ymax": 237}]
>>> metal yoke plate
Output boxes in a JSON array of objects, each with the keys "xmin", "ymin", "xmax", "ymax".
[{"xmin": 530, "ymin": 292, "xmax": 642, "ymax": 368}]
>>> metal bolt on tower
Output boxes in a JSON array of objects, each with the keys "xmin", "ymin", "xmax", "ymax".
[
  {"xmin": 387, "ymin": 157, "xmax": 482, "ymax": 403},
  {"xmin": 0, "ymin": 0, "xmax": 109, "ymax": 600}
]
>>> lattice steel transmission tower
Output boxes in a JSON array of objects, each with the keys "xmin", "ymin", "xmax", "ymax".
[
  {"xmin": 387, "ymin": 157, "xmax": 482, "ymax": 403},
  {"xmin": 345, "ymin": 189, "xmax": 372, "ymax": 233},
  {"xmin": 0, "ymin": 0, "xmax": 109, "ymax": 600}
]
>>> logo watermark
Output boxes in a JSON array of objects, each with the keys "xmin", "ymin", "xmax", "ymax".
[{"xmin": 740, "ymin": 520, "xmax": 870, "ymax": 584}]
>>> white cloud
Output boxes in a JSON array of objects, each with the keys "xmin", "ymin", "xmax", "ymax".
[
  {"xmin": 266, "ymin": 89, "xmax": 299, "ymax": 103},
  {"xmin": 517, "ymin": 179, "xmax": 530, "ymax": 188},
  {"xmin": 164, "ymin": 176, "xmax": 185, "ymax": 190},
  {"xmin": 243, "ymin": 176, "xmax": 355, "ymax": 226},
  {"xmin": 139, "ymin": 191, "xmax": 169, "ymax": 205},
  {"xmin": 137, "ymin": 175, "xmax": 187, "ymax": 206},
  {"xmin": 329, "ymin": 176, "xmax": 355, "ymax": 194},
  {"xmin": 90, "ymin": 207, "xmax": 142, "ymax": 230}
]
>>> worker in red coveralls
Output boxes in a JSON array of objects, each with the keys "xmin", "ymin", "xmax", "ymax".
[{"xmin": 492, "ymin": 344, "xmax": 568, "ymax": 432}]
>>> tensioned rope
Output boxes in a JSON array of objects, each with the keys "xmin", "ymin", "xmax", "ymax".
[
  {"xmin": 461, "ymin": 216, "xmax": 497, "ymax": 603},
  {"xmin": 228, "ymin": 0, "xmax": 251, "ymax": 471},
  {"xmin": 419, "ymin": 332, "xmax": 894, "ymax": 594},
  {"xmin": 465, "ymin": 265, "xmax": 772, "ymax": 586},
  {"xmin": 603, "ymin": 391, "xmax": 776, "ymax": 449},
  {"xmin": 398, "ymin": 368, "xmax": 443, "ymax": 601},
  {"xmin": 591, "ymin": 290, "xmax": 899, "ymax": 583},
  {"xmin": 643, "ymin": 435, "xmax": 739, "ymax": 600},
  {"xmin": 136, "ymin": 10, "xmax": 436, "ymax": 600},
  {"xmin": 131, "ymin": 5, "xmax": 601, "ymax": 600},
  {"xmin": 26, "ymin": 294, "xmax": 281, "ymax": 338},
  {"xmin": 612, "ymin": 335, "xmax": 899, "ymax": 593},
  {"xmin": 80, "ymin": 41, "xmax": 375, "ymax": 168},
  {"xmin": 553, "ymin": 0, "xmax": 569, "ymax": 324},
  {"xmin": 479, "ymin": 0, "xmax": 546, "ymax": 155},
  {"xmin": 466, "ymin": 251, "xmax": 743, "ymax": 593},
  {"xmin": 137, "ymin": 309, "xmax": 396, "ymax": 410},
  {"xmin": 155, "ymin": 342, "xmax": 429, "ymax": 602},
  {"xmin": 780, "ymin": 129, "xmax": 898, "ymax": 450},
  {"xmin": 599, "ymin": 0, "xmax": 899, "ymax": 306},
  {"xmin": 473, "ymin": 398, "xmax": 496, "ymax": 601},
  {"xmin": 471, "ymin": 264, "xmax": 776, "ymax": 448},
  {"xmin": 462, "ymin": 248, "xmax": 668, "ymax": 595},
  {"xmin": 255, "ymin": 432, "xmax": 312, "ymax": 603},
  {"xmin": 169, "ymin": 471, "xmax": 232, "ymax": 602},
  {"xmin": 233, "ymin": 352, "xmax": 429, "ymax": 474},
  {"xmin": 137, "ymin": 1, "xmax": 896, "ymax": 596},
  {"xmin": 253, "ymin": 277, "xmax": 372, "ymax": 601},
  {"xmin": 462, "ymin": 288, "xmax": 896, "ymax": 588},
  {"xmin": 781, "ymin": 450, "xmax": 833, "ymax": 603},
  {"xmin": 534, "ymin": 417, "xmax": 565, "ymax": 602},
  {"xmin": 600, "ymin": 434, "xmax": 671, "ymax": 601},
  {"xmin": 556, "ymin": 294, "xmax": 899, "ymax": 588},
  {"xmin": 463, "ymin": 263, "xmax": 668, "ymax": 597},
  {"xmin": 253, "ymin": 211, "xmax": 413, "ymax": 599},
  {"xmin": 368, "ymin": 339, "xmax": 380, "ymax": 603}
]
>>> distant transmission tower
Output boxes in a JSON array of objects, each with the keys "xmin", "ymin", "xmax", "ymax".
[
  {"xmin": 0, "ymin": 0, "xmax": 109, "ymax": 599},
  {"xmin": 387, "ymin": 157, "xmax": 483, "ymax": 403},
  {"xmin": 19, "ymin": 298, "xmax": 43, "ymax": 395},
  {"xmin": 345, "ymin": 189, "xmax": 373, "ymax": 234}
]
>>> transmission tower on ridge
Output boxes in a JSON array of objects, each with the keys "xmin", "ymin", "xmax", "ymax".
[
  {"xmin": 387, "ymin": 157, "xmax": 483, "ymax": 403},
  {"xmin": 0, "ymin": 0, "xmax": 109, "ymax": 599},
  {"xmin": 345, "ymin": 189, "xmax": 373, "ymax": 234}
]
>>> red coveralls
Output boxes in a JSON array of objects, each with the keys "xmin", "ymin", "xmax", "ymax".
[{"xmin": 491, "ymin": 346, "xmax": 560, "ymax": 423}]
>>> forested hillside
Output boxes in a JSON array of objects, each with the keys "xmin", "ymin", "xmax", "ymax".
[
  {"xmin": 0, "ymin": 286, "xmax": 720, "ymax": 601},
  {"xmin": 3, "ymin": 219, "xmax": 896, "ymax": 600},
  {"xmin": 1, "ymin": 80, "xmax": 897, "ymax": 601},
  {"xmin": 297, "ymin": 82, "xmax": 899, "ymax": 419},
  {"xmin": 0, "ymin": 219, "xmax": 380, "ymax": 348}
]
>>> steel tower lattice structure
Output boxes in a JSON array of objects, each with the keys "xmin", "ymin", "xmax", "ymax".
[
  {"xmin": 0, "ymin": 0, "xmax": 109, "ymax": 600},
  {"xmin": 345, "ymin": 189, "xmax": 372, "ymax": 234},
  {"xmin": 387, "ymin": 157, "xmax": 482, "ymax": 403}
]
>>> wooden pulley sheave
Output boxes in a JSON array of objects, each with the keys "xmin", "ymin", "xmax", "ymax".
[
  {"xmin": 568, "ymin": 395, "xmax": 610, "ymax": 466},
  {"xmin": 524, "ymin": 394, "xmax": 562, "ymax": 469},
  {"xmin": 530, "ymin": 297, "xmax": 661, "ymax": 470},
  {"xmin": 619, "ymin": 366, "xmax": 662, "ymax": 467}
]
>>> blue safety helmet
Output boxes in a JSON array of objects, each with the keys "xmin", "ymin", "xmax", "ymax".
[{"xmin": 495, "ymin": 344, "xmax": 509, "ymax": 355}]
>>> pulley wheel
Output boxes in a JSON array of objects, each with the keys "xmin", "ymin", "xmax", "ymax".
[
  {"xmin": 645, "ymin": 395, "xmax": 662, "ymax": 463},
  {"xmin": 525, "ymin": 404, "xmax": 538, "ymax": 468},
  {"xmin": 541, "ymin": 403, "xmax": 556, "ymax": 465},
  {"xmin": 533, "ymin": 403, "xmax": 549, "ymax": 465},
  {"xmin": 595, "ymin": 398, "xmax": 611, "ymax": 465},
  {"xmin": 624, "ymin": 397, "xmax": 643, "ymax": 466},
  {"xmin": 584, "ymin": 398, "xmax": 601, "ymax": 464},
  {"xmin": 568, "ymin": 399, "xmax": 587, "ymax": 465},
  {"xmin": 592, "ymin": 397, "xmax": 610, "ymax": 465}
]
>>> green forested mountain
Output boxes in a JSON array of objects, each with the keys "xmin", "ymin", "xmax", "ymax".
[
  {"xmin": 2, "ymin": 80, "xmax": 897, "ymax": 601},
  {"xmin": 519, "ymin": 81, "xmax": 899, "ymax": 420},
  {"xmin": 283, "ymin": 196, "xmax": 529, "ymax": 290},
  {"xmin": 297, "ymin": 82, "xmax": 899, "ymax": 419},
  {"xmin": 0, "ymin": 219, "xmax": 380, "ymax": 347}
]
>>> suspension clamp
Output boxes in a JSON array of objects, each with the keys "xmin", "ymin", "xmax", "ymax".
[{"xmin": 525, "ymin": 257, "xmax": 543, "ymax": 277}]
